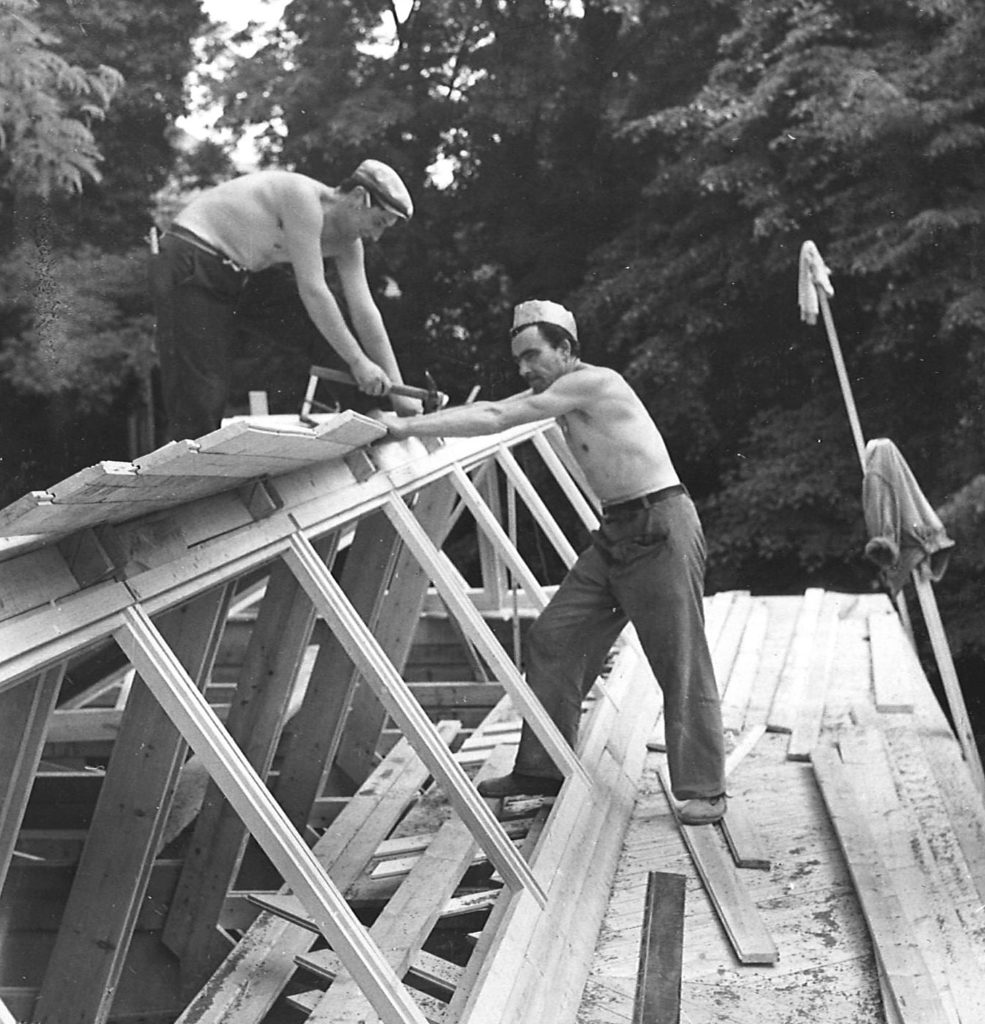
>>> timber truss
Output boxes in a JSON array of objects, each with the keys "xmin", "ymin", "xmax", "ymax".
[{"xmin": 0, "ymin": 413, "xmax": 663, "ymax": 1024}]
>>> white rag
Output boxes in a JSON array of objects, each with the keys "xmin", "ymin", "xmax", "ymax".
[{"xmin": 798, "ymin": 240, "xmax": 834, "ymax": 325}]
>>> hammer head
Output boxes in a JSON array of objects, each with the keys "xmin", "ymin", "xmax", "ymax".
[{"xmin": 423, "ymin": 370, "xmax": 445, "ymax": 414}]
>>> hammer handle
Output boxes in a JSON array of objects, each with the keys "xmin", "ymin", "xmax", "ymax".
[{"xmin": 308, "ymin": 365, "xmax": 441, "ymax": 403}]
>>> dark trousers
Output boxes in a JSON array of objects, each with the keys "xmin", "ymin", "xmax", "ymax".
[
  {"xmin": 513, "ymin": 493, "xmax": 726, "ymax": 801},
  {"xmin": 150, "ymin": 233, "xmax": 250, "ymax": 442}
]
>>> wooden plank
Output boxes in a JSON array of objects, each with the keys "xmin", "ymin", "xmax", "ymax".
[
  {"xmin": 710, "ymin": 591, "xmax": 752, "ymax": 693},
  {"xmin": 701, "ymin": 591, "xmax": 736, "ymax": 656},
  {"xmin": 450, "ymin": 642, "xmax": 658, "ymax": 1024},
  {"xmin": 718, "ymin": 800, "xmax": 771, "ymax": 871},
  {"xmin": 115, "ymin": 605, "xmax": 429, "ymax": 1024},
  {"xmin": 0, "ymin": 579, "xmax": 133, "ymax": 695},
  {"xmin": 888, "ymin": 721, "xmax": 985, "ymax": 911},
  {"xmin": 647, "ymin": 593, "xmax": 749, "ymax": 753},
  {"xmin": 273, "ymin": 518, "xmax": 386, "ymax": 821},
  {"xmin": 382, "ymin": 492, "xmax": 585, "ymax": 782},
  {"xmin": 530, "ymin": 429, "xmax": 600, "ymax": 532},
  {"xmin": 473, "ymin": 457, "xmax": 509, "ymax": 608},
  {"xmin": 767, "ymin": 587, "xmax": 825, "ymax": 733},
  {"xmin": 0, "ymin": 666, "xmax": 63, "ymax": 892},
  {"xmin": 811, "ymin": 744, "xmax": 951, "ymax": 1023},
  {"xmin": 177, "ymin": 730, "xmax": 451, "ymax": 1024},
  {"xmin": 287, "ymin": 988, "xmax": 447, "ymax": 1023},
  {"xmin": 657, "ymin": 766, "xmax": 777, "ymax": 965},
  {"xmin": 305, "ymin": 744, "xmax": 515, "ymax": 1022},
  {"xmin": 839, "ymin": 725, "xmax": 985, "ymax": 1024},
  {"xmin": 869, "ymin": 612, "xmax": 917, "ymax": 713},
  {"xmin": 723, "ymin": 723, "xmax": 766, "ymax": 779},
  {"xmin": 296, "ymin": 948, "xmax": 462, "ymax": 999},
  {"xmin": 633, "ymin": 871, "xmax": 686, "ymax": 1024},
  {"xmin": 521, "ymin": 707, "xmax": 655, "ymax": 1024},
  {"xmin": 0, "ymin": 546, "xmax": 79, "ymax": 623},
  {"xmin": 494, "ymin": 445, "xmax": 579, "ymax": 568},
  {"xmin": 333, "ymin": 480, "xmax": 460, "ymax": 784},
  {"xmin": 450, "ymin": 464, "xmax": 550, "ymax": 610},
  {"xmin": 162, "ymin": 556, "xmax": 320, "ymax": 979},
  {"xmin": 719, "ymin": 601, "xmax": 770, "ymax": 733},
  {"xmin": 283, "ymin": 530, "xmax": 548, "ymax": 904},
  {"xmin": 539, "ymin": 421, "xmax": 603, "ymax": 517},
  {"xmin": 786, "ymin": 592, "xmax": 842, "ymax": 761},
  {"xmin": 34, "ymin": 589, "xmax": 230, "ymax": 1024},
  {"xmin": 912, "ymin": 573, "xmax": 985, "ymax": 799},
  {"xmin": 0, "ymin": 490, "xmax": 54, "ymax": 534}
]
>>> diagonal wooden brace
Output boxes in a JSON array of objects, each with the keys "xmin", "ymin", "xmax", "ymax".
[
  {"xmin": 282, "ymin": 529, "xmax": 548, "ymax": 905},
  {"xmin": 113, "ymin": 605, "xmax": 430, "ymax": 1024},
  {"xmin": 382, "ymin": 491, "xmax": 588, "ymax": 785}
]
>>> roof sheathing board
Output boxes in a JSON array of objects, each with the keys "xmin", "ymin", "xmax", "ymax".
[{"xmin": 0, "ymin": 413, "xmax": 386, "ymax": 541}]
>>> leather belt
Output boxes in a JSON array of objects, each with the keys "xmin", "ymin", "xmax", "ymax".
[
  {"xmin": 602, "ymin": 483, "xmax": 687, "ymax": 517},
  {"xmin": 165, "ymin": 224, "xmax": 248, "ymax": 272}
]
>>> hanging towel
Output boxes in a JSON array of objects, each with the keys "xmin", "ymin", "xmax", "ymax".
[
  {"xmin": 798, "ymin": 241, "xmax": 834, "ymax": 326},
  {"xmin": 862, "ymin": 438, "xmax": 955, "ymax": 595}
]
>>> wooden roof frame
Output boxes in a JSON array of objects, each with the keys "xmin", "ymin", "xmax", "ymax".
[{"xmin": 0, "ymin": 415, "xmax": 656, "ymax": 1024}]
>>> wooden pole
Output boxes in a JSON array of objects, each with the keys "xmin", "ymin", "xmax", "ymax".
[
  {"xmin": 811, "ymin": 271, "xmax": 985, "ymax": 801},
  {"xmin": 912, "ymin": 571, "xmax": 985, "ymax": 798},
  {"xmin": 816, "ymin": 288, "xmax": 867, "ymax": 469}
]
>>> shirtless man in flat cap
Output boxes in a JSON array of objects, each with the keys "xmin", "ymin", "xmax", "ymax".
[
  {"xmin": 151, "ymin": 160, "xmax": 418, "ymax": 441},
  {"xmin": 387, "ymin": 300, "xmax": 727, "ymax": 824}
]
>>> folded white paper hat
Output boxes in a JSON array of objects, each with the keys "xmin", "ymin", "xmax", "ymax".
[{"xmin": 511, "ymin": 299, "xmax": 577, "ymax": 340}]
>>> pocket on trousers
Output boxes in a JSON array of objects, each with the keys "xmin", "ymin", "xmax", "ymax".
[{"xmin": 598, "ymin": 528, "xmax": 669, "ymax": 567}]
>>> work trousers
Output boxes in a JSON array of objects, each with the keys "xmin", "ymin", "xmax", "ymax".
[
  {"xmin": 513, "ymin": 492, "xmax": 726, "ymax": 801},
  {"xmin": 150, "ymin": 233, "xmax": 251, "ymax": 442}
]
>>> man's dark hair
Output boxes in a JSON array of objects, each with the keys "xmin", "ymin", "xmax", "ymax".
[{"xmin": 537, "ymin": 321, "xmax": 580, "ymax": 357}]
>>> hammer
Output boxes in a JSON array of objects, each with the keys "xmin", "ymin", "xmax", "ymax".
[{"xmin": 299, "ymin": 365, "xmax": 449, "ymax": 425}]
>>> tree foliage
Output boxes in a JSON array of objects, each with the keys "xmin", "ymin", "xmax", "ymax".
[
  {"xmin": 0, "ymin": 0, "xmax": 208, "ymax": 505},
  {"xmin": 577, "ymin": 0, "xmax": 985, "ymax": 586},
  {"xmin": 0, "ymin": 0, "xmax": 122, "ymax": 199}
]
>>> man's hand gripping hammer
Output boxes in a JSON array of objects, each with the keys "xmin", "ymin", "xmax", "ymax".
[{"xmin": 299, "ymin": 365, "xmax": 449, "ymax": 425}]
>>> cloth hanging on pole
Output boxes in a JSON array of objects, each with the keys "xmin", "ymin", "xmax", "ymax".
[
  {"xmin": 798, "ymin": 241, "xmax": 834, "ymax": 326},
  {"xmin": 862, "ymin": 437, "xmax": 955, "ymax": 596}
]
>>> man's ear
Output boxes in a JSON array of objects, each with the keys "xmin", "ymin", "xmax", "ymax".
[{"xmin": 347, "ymin": 185, "xmax": 371, "ymax": 209}]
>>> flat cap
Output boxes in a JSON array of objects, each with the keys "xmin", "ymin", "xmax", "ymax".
[
  {"xmin": 511, "ymin": 299, "xmax": 578, "ymax": 340},
  {"xmin": 351, "ymin": 159, "xmax": 413, "ymax": 219}
]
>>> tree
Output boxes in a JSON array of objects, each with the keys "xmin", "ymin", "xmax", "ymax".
[
  {"xmin": 36, "ymin": 0, "xmax": 211, "ymax": 250},
  {"xmin": 578, "ymin": 0, "xmax": 985, "ymax": 588},
  {"xmin": 0, "ymin": 0, "xmax": 121, "ymax": 201},
  {"xmin": 0, "ymin": 0, "xmax": 211, "ymax": 504}
]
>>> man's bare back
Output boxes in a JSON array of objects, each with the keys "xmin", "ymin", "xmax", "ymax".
[{"xmin": 174, "ymin": 170, "xmax": 337, "ymax": 273}]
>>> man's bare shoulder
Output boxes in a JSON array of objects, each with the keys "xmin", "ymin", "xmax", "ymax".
[{"xmin": 551, "ymin": 363, "xmax": 630, "ymax": 401}]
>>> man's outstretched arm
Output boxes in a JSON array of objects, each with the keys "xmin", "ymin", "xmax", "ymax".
[{"xmin": 386, "ymin": 375, "xmax": 589, "ymax": 440}]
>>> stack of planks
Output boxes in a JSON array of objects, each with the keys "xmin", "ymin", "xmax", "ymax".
[{"xmin": 578, "ymin": 589, "xmax": 985, "ymax": 1024}]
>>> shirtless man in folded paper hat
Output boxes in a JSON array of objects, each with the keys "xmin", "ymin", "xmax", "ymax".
[
  {"xmin": 151, "ymin": 160, "xmax": 418, "ymax": 441},
  {"xmin": 387, "ymin": 300, "xmax": 727, "ymax": 824}
]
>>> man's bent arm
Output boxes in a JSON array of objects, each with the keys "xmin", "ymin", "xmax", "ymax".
[
  {"xmin": 280, "ymin": 182, "xmax": 387, "ymax": 386},
  {"xmin": 336, "ymin": 245, "xmax": 404, "ymax": 383}
]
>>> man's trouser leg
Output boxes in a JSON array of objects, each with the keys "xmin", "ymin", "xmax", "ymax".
[
  {"xmin": 605, "ymin": 497, "xmax": 725, "ymax": 801},
  {"xmin": 151, "ymin": 237, "xmax": 244, "ymax": 441},
  {"xmin": 512, "ymin": 546, "xmax": 627, "ymax": 780}
]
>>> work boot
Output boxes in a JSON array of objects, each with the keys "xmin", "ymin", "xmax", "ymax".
[
  {"xmin": 677, "ymin": 794, "xmax": 727, "ymax": 826},
  {"xmin": 476, "ymin": 772, "xmax": 562, "ymax": 799}
]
